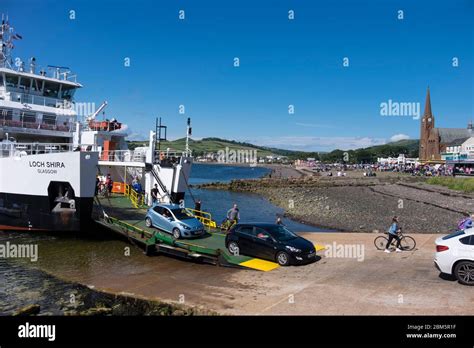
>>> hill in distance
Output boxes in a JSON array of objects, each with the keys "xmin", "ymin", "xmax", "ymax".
[{"xmin": 127, "ymin": 137, "xmax": 419, "ymax": 163}]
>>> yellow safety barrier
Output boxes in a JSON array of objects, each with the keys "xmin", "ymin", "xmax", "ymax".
[
  {"xmin": 185, "ymin": 208, "xmax": 217, "ymax": 229},
  {"xmin": 124, "ymin": 183, "xmax": 145, "ymax": 208}
]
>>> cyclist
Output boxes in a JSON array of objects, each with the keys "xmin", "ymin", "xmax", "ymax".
[{"xmin": 385, "ymin": 216, "xmax": 402, "ymax": 253}]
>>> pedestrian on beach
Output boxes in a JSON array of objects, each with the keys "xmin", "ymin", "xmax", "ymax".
[{"xmin": 385, "ymin": 216, "xmax": 402, "ymax": 253}]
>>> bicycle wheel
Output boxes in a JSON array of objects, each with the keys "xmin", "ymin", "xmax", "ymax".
[
  {"xmin": 400, "ymin": 236, "xmax": 416, "ymax": 251},
  {"xmin": 374, "ymin": 236, "xmax": 388, "ymax": 250}
]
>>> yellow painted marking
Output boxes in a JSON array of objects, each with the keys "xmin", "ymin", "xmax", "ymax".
[
  {"xmin": 314, "ymin": 243, "xmax": 326, "ymax": 252},
  {"xmin": 239, "ymin": 258, "xmax": 280, "ymax": 272}
]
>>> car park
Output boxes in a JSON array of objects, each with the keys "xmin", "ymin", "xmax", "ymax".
[
  {"xmin": 145, "ymin": 203, "xmax": 205, "ymax": 239},
  {"xmin": 225, "ymin": 223, "xmax": 316, "ymax": 266}
]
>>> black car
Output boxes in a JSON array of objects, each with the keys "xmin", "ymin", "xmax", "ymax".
[{"xmin": 225, "ymin": 223, "xmax": 317, "ymax": 266}]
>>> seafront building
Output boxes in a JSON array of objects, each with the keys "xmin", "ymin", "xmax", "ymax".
[{"xmin": 419, "ymin": 87, "xmax": 473, "ymax": 163}]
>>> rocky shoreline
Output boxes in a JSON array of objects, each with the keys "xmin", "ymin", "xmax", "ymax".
[
  {"xmin": 1, "ymin": 261, "xmax": 215, "ymax": 316},
  {"xmin": 197, "ymin": 171, "xmax": 473, "ymax": 233}
]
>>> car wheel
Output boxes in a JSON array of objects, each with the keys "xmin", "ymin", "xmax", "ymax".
[
  {"xmin": 145, "ymin": 217, "xmax": 152, "ymax": 228},
  {"xmin": 228, "ymin": 241, "xmax": 240, "ymax": 256},
  {"xmin": 276, "ymin": 251, "xmax": 290, "ymax": 266},
  {"xmin": 454, "ymin": 261, "xmax": 474, "ymax": 286},
  {"xmin": 172, "ymin": 228, "xmax": 181, "ymax": 239}
]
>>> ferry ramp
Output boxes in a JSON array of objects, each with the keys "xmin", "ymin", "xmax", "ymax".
[{"xmin": 93, "ymin": 194, "xmax": 280, "ymax": 271}]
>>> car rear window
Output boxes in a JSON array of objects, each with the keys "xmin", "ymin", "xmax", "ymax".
[
  {"xmin": 442, "ymin": 230, "xmax": 465, "ymax": 240},
  {"xmin": 460, "ymin": 235, "xmax": 474, "ymax": 245}
]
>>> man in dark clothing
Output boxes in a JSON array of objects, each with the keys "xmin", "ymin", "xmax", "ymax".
[
  {"xmin": 194, "ymin": 200, "xmax": 202, "ymax": 217},
  {"xmin": 151, "ymin": 184, "xmax": 159, "ymax": 204},
  {"xmin": 95, "ymin": 177, "xmax": 100, "ymax": 196}
]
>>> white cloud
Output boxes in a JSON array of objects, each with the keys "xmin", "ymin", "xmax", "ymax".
[
  {"xmin": 245, "ymin": 136, "xmax": 387, "ymax": 152},
  {"xmin": 389, "ymin": 134, "xmax": 410, "ymax": 142}
]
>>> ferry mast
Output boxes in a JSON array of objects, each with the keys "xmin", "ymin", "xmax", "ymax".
[{"xmin": 0, "ymin": 14, "xmax": 22, "ymax": 70}]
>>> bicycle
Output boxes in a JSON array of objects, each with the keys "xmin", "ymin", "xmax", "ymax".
[
  {"xmin": 374, "ymin": 229, "xmax": 416, "ymax": 251},
  {"xmin": 220, "ymin": 218, "xmax": 237, "ymax": 232}
]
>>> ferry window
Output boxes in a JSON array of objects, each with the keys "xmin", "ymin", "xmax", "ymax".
[
  {"xmin": 43, "ymin": 81, "xmax": 60, "ymax": 98},
  {"xmin": 62, "ymin": 86, "xmax": 76, "ymax": 100},
  {"xmin": 5, "ymin": 74, "xmax": 18, "ymax": 88},
  {"xmin": 0, "ymin": 109, "xmax": 13, "ymax": 121},
  {"xmin": 20, "ymin": 112, "xmax": 36, "ymax": 124},
  {"xmin": 43, "ymin": 114, "xmax": 57, "ymax": 125},
  {"xmin": 18, "ymin": 77, "xmax": 31, "ymax": 91},
  {"xmin": 0, "ymin": 74, "xmax": 3, "ymax": 86}
]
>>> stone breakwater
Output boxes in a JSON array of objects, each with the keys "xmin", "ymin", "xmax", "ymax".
[{"xmin": 197, "ymin": 174, "xmax": 473, "ymax": 233}]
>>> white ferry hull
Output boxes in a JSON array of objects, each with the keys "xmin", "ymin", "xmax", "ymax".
[{"xmin": 0, "ymin": 151, "xmax": 98, "ymax": 231}]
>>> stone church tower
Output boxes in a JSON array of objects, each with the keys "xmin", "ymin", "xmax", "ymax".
[{"xmin": 419, "ymin": 87, "xmax": 439, "ymax": 161}]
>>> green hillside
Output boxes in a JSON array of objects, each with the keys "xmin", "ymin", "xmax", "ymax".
[
  {"xmin": 320, "ymin": 139, "xmax": 419, "ymax": 163},
  {"xmin": 127, "ymin": 137, "xmax": 419, "ymax": 163},
  {"xmin": 128, "ymin": 138, "xmax": 278, "ymax": 157}
]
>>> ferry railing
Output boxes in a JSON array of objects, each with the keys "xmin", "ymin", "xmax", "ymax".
[
  {"xmin": 184, "ymin": 208, "xmax": 217, "ymax": 229},
  {"xmin": 0, "ymin": 142, "xmax": 96, "ymax": 158},
  {"xmin": 0, "ymin": 119, "xmax": 72, "ymax": 132},
  {"xmin": 99, "ymin": 150, "xmax": 146, "ymax": 163},
  {"xmin": 7, "ymin": 91, "xmax": 71, "ymax": 109},
  {"xmin": 124, "ymin": 183, "xmax": 145, "ymax": 208}
]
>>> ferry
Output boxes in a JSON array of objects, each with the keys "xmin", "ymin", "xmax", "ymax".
[{"xmin": 0, "ymin": 16, "xmax": 193, "ymax": 232}]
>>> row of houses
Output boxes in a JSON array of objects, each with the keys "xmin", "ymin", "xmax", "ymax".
[{"xmin": 441, "ymin": 136, "xmax": 474, "ymax": 162}]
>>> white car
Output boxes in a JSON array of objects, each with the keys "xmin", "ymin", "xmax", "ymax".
[{"xmin": 434, "ymin": 227, "xmax": 474, "ymax": 285}]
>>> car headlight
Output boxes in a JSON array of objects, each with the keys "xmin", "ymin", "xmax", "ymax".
[
  {"xmin": 180, "ymin": 224, "xmax": 191, "ymax": 230},
  {"xmin": 285, "ymin": 246, "xmax": 301, "ymax": 253}
]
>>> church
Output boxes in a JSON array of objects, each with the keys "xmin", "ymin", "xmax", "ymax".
[{"xmin": 419, "ymin": 87, "xmax": 473, "ymax": 163}]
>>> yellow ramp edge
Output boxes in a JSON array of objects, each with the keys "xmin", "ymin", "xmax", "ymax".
[
  {"xmin": 240, "ymin": 258, "xmax": 280, "ymax": 272},
  {"xmin": 315, "ymin": 243, "xmax": 326, "ymax": 252}
]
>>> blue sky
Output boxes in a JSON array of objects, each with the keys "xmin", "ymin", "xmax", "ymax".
[{"xmin": 3, "ymin": 0, "xmax": 473, "ymax": 151}]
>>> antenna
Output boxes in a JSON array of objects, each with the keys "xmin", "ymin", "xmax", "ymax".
[
  {"xmin": 0, "ymin": 14, "xmax": 22, "ymax": 69},
  {"xmin": 185, "ymin": 117, "xmax": 192, "ymax": 156}
]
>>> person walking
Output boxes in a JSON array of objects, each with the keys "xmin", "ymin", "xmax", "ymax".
[
  {"xmin": 194, "ymin": 199, "xmax": 202, "ymax": 217},
  {"xmin": 385, "ymin": 216, "xmax": 402, "ymax": 253},
  {"xmin": 225, "ymin": 203, "xmax": 240, "ymax": 231},
  {"xmin": 151, "ymin": 183, "xmax": 159, "ymax": 205}
]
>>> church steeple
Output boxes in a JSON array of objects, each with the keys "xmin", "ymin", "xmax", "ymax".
[
  {"xmin": 423, "ymin": 87, "xmax": 432, "ymax": 119},
  {"xmin": 420, "ymin": 86, "xmax": 435, "ymax": 162}
]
